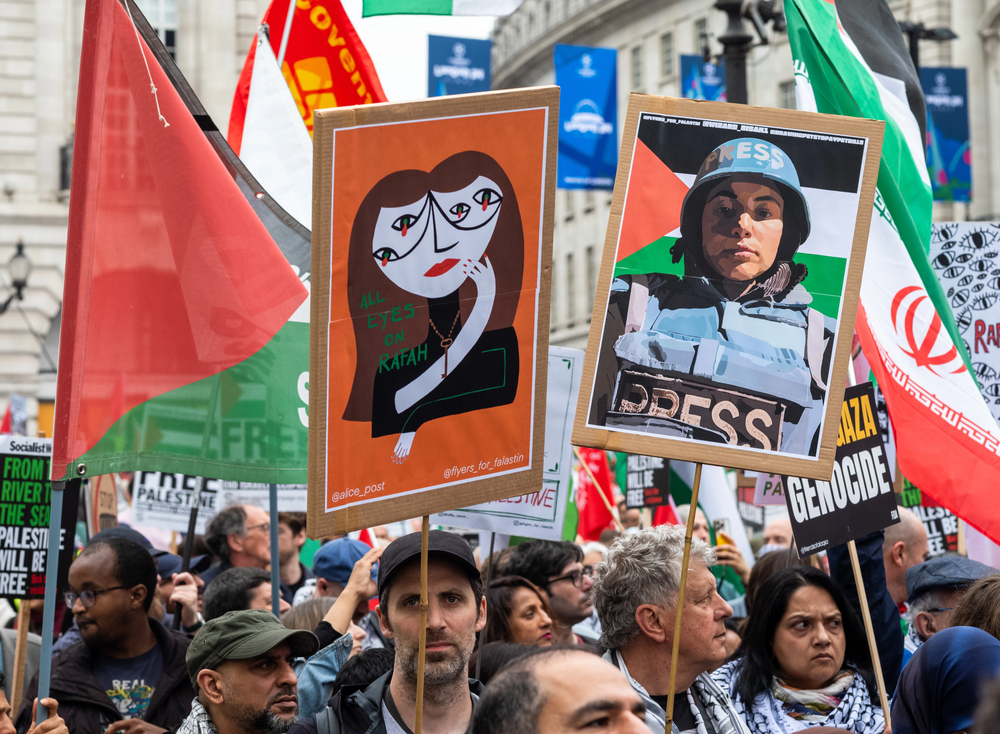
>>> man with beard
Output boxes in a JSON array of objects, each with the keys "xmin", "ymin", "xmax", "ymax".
[
  {"xmin": 181, "ymin": 610, "xmax": 320, "ymax": 734},
  {"xmin": 503, "ymin": 540, "xmax": 594, "ymax": 644},
  {"xmin": 290, "ymin": 530, "xmax": 485, "ymax": 734},
  {"xmin": 15, "ymin": 537, "xmax": 194, "ymax": 734}
]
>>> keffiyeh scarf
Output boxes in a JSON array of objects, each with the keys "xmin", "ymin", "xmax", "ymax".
[
  {"xmin": 772, "ymin": 670, "xmax": 854, "ymax": 721},
  {"xmin": 903, "ymin": 622, "xmax": 924, "ymax": 656},
  {"xmin": 604, "ymin": 650, "xmax": 752, "ymax": 734},
  {"xmin": 711, "ymin": 660, "xmax": 884, "ymax": 734},
  {"xmin": 175, "ymin": 699, "xmax": 219, "ymax": 734}
]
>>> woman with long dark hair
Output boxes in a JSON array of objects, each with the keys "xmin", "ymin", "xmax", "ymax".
[
  {"xmin": 484, "ymin": 575, "xmax": 555, "ymax": 647},
  {"xmin": 711, "ymin": 566, "xmax": 883, "ymax": 733}
]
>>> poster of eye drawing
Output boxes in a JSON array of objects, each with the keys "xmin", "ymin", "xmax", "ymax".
[
  {"xmin": 574, "ymin": 96, "xmax": 883, "ymax": 479},
  {"xmin": 310, "ymin": 88, "xmax": 558, "ymax": 534}
]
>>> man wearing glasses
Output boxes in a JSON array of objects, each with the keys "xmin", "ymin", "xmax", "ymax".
[
  {"xmin": 504, "ymin": 541, "xmax": 595, "ymax": 645},
  {"xmin": 201, "ymin": 505, "xmax": 277, "ymax": 592},
  {"xmin": 15, "ymin": 536, "xmax": 195, "ymax": 734}
]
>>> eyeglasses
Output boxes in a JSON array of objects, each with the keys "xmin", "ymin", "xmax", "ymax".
[
  {"xmin": 925, "ymin": 607, "xmax": 954, "ymax": 613},
  {"xmin": 547, "ymin": 565, "xmax": 594, "ymax": 588},
  {"xmin": 65, "ymin": 586, "xmax": 131, "ymax": 609},
  {"xmin": 245, "ymin": 522, "xmax": 270, "ymax": 534}
]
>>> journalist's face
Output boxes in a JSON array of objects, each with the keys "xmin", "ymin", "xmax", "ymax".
[{"xmin": 701, "ymin": 176, "xmax": 784, "ymax": 283}]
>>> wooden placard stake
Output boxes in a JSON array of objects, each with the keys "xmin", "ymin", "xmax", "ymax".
[
  {"xmin": 664, "ymin": 462, "xmax": 703, "ymax": 728},
  {"xmin": 572, "ymin": 447, "xmax": 624, "ymax": 531},
  {"xmin": 847, "ymin": 540, "xmax": 892, "ymax": 729},
  {"xmin": 10, "ymin": 600, "xmax": 30, "ymax": 710},
  {"xmin": 414, "ymin": 516, "xmax": 430, "ymax": 734}
]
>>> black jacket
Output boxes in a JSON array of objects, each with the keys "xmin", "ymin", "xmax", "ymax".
[
  {"xmin": 290, "ymin": 672, "xmax": 482, "ymax": 734},
  {"xmin": 14, "ymin": 618, "xmax": 195, "ymax": 734}
]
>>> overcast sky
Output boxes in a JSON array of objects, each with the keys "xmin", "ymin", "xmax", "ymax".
[{"xmin": 338, "ymin": 0, "xmax": 496, "ymax": 102}]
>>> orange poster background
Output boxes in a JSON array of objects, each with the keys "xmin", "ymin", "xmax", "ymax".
[{"xmin": 325, "ymin": 108, "xmax": 547, "ymax": 512}]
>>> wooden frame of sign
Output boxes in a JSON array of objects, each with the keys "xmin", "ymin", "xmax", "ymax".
[
  {"xmin": 572, "ymin": 94, "xmax": 883, "ymax": 480},
  {"xmin": 309, "ymin": 88, "xmax": 559, "ymax": 536}
]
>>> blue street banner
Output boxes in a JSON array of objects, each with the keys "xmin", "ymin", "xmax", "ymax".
[
  {"xmin": 428, "ymin": 35, "xmax": 491, "ymax": 97},
  {"xmin": 921, "ymin": 68, "xmax": 971, "ymax": 202},
  {"xmin": 554, "ymin": 44, "xmax": 617, "ymax": 190},
  {"xmin": 680, "ymin": 55, "xmax": 726, "ymax": 101}
]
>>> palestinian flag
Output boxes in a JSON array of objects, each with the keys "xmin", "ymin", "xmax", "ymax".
[
  {"xmin": 53, "ymin": 0, "xmax": 310, "ymax": 483},
  {"xmin": 787, "ymin": 0, "xmax": 1000, "ymax": 545},
  {"xmin": 362, "ymin": 0, "xmax": 523, "ymax": 16}
]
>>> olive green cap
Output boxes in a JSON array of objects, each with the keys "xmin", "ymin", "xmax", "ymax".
[{"xmin": 186, "ymin": 608, "xmax": 319, "ymax": 687}]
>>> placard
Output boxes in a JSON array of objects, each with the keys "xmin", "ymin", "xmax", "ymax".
[
  {"xmin": 736, "ymin": 485, "xmax": 764, "ymax": 536},
  {"xmin": 754, "ymin": 473, "xmax": 786, "ymax": 505},
  {"xmin": 898, "ymin": 481, "xmax": 960, "ymax": 557},
  {"xmin": 0, "ymin": 436, "xmax": 78, "ymax": 599},
  {"xmin": 781, "ymin": 382, "xmax": 900, "ymax": 556},
  {"xmin": 431, "ymin": 346, "xmax": 582, "ymax": 539},
  {"xmin": 310, "ymin": 88, "xmax": 558, "ymax": 535},
  {"xmin": 573, "ymin": 95, "xmax": 882, "ymax": 479},
  {"xmin": 623, "ymin": 454, "xmax": 669, "ymax": 508},
  {"xmin": 133, "ymin": 472, "xmax": 308, "ymax": 533}
]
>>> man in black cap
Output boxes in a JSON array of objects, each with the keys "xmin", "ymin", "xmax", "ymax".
[
  {"xmin": 289, "ymin": 530, "xmax": 485, "ymax": 734},
  {"xmin": 901, "ymin": 554, "xmax": 995, "ymax": 667},
  {"xmin": 181, "ymin": 609, "xmax": 320, "ymax": 734}
]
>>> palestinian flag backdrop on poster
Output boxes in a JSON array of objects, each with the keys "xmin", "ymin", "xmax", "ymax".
[
  {"xmin": 52, "ymin": 0, "xmax": 312, "ymax": 483},
  {"xmin": 785, "ymin": 0, "xmax": 1000, "ymax": 545}
]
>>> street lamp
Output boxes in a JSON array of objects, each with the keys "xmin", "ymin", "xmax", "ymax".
[
  {"xmin": 897, "ymin": 21, "xmax": 958, "ymax": 72},
  {"xmin": 715, "ymin": 0, "xmax": 785, "ymax": 105},
  {"xmin": 0, "ymin": 240, "xmax": 31, "ymax": 315}
]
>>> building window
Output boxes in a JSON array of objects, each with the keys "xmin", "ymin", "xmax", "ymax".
[
  {"xmin": 631, "ymin": 46, "xmax": 643, "ymax": 90},
  {"xmin": 779, "ymin": 79, "xmax": 796, "ymax": 109},
  {"xmin": 584, "ymin": 190, "xmax": 594, "ymax": 213},
  {"xmin": 136, "ymin": 0, "xmax": 178, "ymax": 58},
  {"xmin": 564, "ymin": 190, "xmax": 575, "ymax": 222},
  {"xmin": 660, "ymin": 33, "xmax": 674, "ymax": 77},
  {"xmin": 586, "ymin": 245, "xmax": 597, "ymax": 304},
  {"xmin": 544, "ymin": 1, "xmax": 550, "ymax": 27},
  {"xmin": 566, "ymin": 253, "xmax": 576, "ymax": 324},
  {"xmin": 694, "ymin": 17, "xmax": 708, "ymax": 56}
]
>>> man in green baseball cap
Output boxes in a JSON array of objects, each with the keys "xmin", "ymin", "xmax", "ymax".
[{"xmin": 179, "ymin": 609, "xmax": 320, "ymax": 734}]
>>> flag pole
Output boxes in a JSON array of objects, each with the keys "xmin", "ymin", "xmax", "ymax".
[
  {"xmin": 173, "ymin": 476, "xmax": 204, "ymax": 630},
  {"xmin": 572, "ymin": 447, "xmax": 624, "ymax": 531},
  {"xmin": 36, "ymin": 478, "xmax": 66, "ymax": 717},
  {"xmin": 270, "ymin": 483, "xmax": 281, "ymax": 617},
  {"xmin": 665, "ymin": 462, "xmax": 703, "ymax": 729},
  {"xmin": 415, "ymin": 516, "xmax": 430, "ymax": 734},
  {"xmin": 275, "ymin": 0, "xmax": 297, "ymax": 68},
  {"xmin": 10, "ymin": 600, "xmax": 30, "ymax": 711},
  {"xmin": 474, "ymin": 531, "xmax": 497, "ymax": 680},
  {"xmin": 844, "ymin": 358, "xmax": 892, "ymax": 729}
]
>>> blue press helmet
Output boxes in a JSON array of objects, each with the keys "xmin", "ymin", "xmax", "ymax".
[{"xmin": 672, "ymin": 138, "xmax": 811, "ymax": 277}]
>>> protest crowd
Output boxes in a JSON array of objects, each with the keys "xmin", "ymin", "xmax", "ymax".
[{"xmin": 2, "ymin": 484, "xmax": 1000, "ymax": 734}]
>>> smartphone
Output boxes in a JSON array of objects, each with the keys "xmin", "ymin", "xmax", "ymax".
[{"xmin": 713, "ymin": 518, "xmax": 731, "ymax": 543}]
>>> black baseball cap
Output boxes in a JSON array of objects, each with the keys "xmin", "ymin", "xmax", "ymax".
[
  {"xmin": 88, "ymin": 526, "xmax": 169, "ymax": 558},
  {"xmin": 186, "ymin": 609, "xmax": 319, "ymax": 687},
  {"xmin": 906, "ymin": 555, "xmax": 996, "ymax": 602},
  {"xmin": 157, "ymin": 552, "xmax": 212, "ymax": 577},
  {"xmin": 377, "ymin": 530, "xmax": 480, "ymax": 595}
]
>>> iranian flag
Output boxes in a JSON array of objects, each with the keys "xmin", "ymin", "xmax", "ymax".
[
  {"xmin": 53, "ymin": 0, "xmax": 309, "ymax": 482},
  {"xmin": 362, "ymin": 0, "xmax": 522, "ymax": 16},
  {"xmin": 787, "ymin": 0, "xmax": 1000, "ymax": 544}
]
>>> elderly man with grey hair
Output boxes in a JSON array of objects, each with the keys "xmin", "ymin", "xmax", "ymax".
[{"xmin": 593, "ymin": 524, "xmax": 750, "ymax": 734}]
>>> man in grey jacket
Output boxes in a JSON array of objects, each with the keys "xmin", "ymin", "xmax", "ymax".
[{"xmin": 592, "ymin": 525, "xmax": 750, "ymax": 734}]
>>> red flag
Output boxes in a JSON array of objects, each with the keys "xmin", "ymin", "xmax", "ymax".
[
  {"xmin": 574, "ymin": 448, "xmax": 616, "ymax": 542},
  {"xmin": 357, "ymin": 527, "xmax": 375, "ymax": 547},
  {"xmin": 228, "ymin": 0, "xmax": 387, "ymax": 155},
  {"xmin": 53, "ymin": 0, "xmax": 306, "ymax": 481}
]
